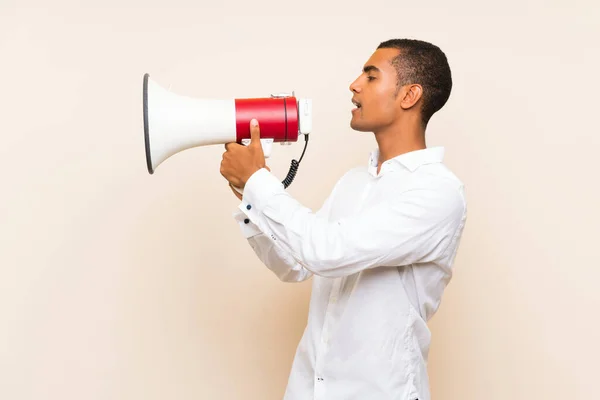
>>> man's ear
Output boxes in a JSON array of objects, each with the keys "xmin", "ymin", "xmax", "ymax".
[{"xmin": 399, "ymin": 84, "xmax": 423, "ymax": 110}]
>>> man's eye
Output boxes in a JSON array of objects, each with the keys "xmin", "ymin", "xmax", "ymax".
[{"xmin": 367, "ymin": 76, "xmax": 376, "ymax": 81}]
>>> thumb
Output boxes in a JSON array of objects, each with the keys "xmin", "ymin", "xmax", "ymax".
[{"xmin": 249, "ymin": 118, "xmax": 261, "ymax": 148}]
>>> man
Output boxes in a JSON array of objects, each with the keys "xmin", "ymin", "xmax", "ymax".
[{"xmin": 220, "ymin": 39, "xmax": 467, "ymax": 400}]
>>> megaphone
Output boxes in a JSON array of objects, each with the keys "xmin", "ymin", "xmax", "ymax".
[{"xmin": 142, "ymin": 73, "xmax": 312, "ymax": 189}]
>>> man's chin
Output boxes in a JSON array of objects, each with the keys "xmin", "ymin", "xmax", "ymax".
[{"xmin": 350, "ymin": 120, "xmax": 371, "ymax": 132}]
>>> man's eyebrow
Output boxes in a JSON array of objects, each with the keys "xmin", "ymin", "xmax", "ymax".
[{"xmin": 363, "ymin": 65, "xmax": 380, "ymax": 74}]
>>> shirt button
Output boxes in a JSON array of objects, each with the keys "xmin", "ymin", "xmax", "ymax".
[
  {"xmin": 244, "ymin": 218, "xmax": 250, "ymax": 224},
  {"xmin": 246, "ymin": 204, "xmax": 252, "ymax": 210}
]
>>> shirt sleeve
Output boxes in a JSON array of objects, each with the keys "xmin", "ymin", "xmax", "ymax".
[
  {"xmin": 232, "ymin": 210, "xmax": 312, "ymax": 282},
  {"xmin": 238, "ymin": 168, "xmax": 465, "ymax": 278},
  {"xmin": 232, "ymin": 171, "xmax": 340, "ymax": 282}
]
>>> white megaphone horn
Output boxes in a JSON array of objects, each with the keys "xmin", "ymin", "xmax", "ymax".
[{"xmin": 142, "ymin": 73, "xmax": 312, "ymax": 190}]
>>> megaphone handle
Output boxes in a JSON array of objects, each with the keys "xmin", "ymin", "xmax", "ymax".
[
  {"xmin": 232, "ymin": 139, "xmax": 276, "ymax": 195},
  {"xmin": 241, "ymin": 138, "xmax": 273, "ymax": 158}
]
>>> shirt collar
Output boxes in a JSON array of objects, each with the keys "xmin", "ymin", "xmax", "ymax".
[{"xmin": 368, "ymin": 146, "xmax": 445, "ymax": 175}]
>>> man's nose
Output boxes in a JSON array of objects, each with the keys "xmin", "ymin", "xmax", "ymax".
[{"xmin": 349, "ymin": 79, "xmax": 361, "ymax": 93}]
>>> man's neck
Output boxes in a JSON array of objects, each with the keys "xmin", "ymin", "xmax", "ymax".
[{"xmin": 374, "ymin": 122, "xmax": 426, "ymax": 174}]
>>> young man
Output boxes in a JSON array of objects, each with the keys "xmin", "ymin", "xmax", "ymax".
[{"xmin": 220, "ymin": 39, "xmax": 467, "ymax": 400}]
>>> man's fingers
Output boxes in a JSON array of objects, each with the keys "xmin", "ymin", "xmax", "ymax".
[
  {"xmin": 249, "ymin": 118, "xmax": 261, "ymax": 147},
  {"xmin": 225, "ymin": 142, "xmax": 239, "ymax": 151}
]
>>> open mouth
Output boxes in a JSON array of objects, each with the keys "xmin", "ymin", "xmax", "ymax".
[{"xmin": 352, "ymin": 99, "xmax": 362, "ymax": 111}]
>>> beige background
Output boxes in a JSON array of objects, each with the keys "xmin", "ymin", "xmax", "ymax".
[{"xmin": 1, "ymin": 1, "xmax": 599, "ymax": 399}]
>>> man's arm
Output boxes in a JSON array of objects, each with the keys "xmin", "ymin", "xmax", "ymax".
[
  {"xmin": 219, "ymin": 119, "xmax": 465, "ymax": 278},
  {"xmin": 231, "ymin": 177, "xmax": 340, "ymax": 283},
  {"xmin": 233, "ymin": 211, "xmax": 312, "ymax": 282},
  {"xmin": 238, "ymin": 168, "xmax": 465, "ymax": 278}
]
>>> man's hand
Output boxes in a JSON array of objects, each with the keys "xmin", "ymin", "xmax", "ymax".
[
  {"xmin": 228, "ymin": 166, "xmax": 270, "ymax": 201},
  {"xmin": 220, "ymin": 119, "xmax": 267, "ymax": 189}
]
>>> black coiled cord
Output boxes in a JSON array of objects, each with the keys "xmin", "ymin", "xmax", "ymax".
[{"xmin": 282, "ymin": 134, "xmax": 309, "ymax": 189}]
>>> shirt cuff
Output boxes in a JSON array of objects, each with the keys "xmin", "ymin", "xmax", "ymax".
[
  {"xmin": 232, "ymin": 209, "xmax": 262, "ymax": 238},
  {"xmin": 238, "ymin": 167, "xmax": 285, "ymax": 215}
]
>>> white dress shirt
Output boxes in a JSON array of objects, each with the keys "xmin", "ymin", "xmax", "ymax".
[{"xmin": 233, "ymin": 146, "xmax": 467, "ymax": 400}]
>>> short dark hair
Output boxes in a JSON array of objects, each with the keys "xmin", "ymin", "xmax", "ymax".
[{"xmin": 377, "ymin": 39, "xmax": 452, "ymax": 127}]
